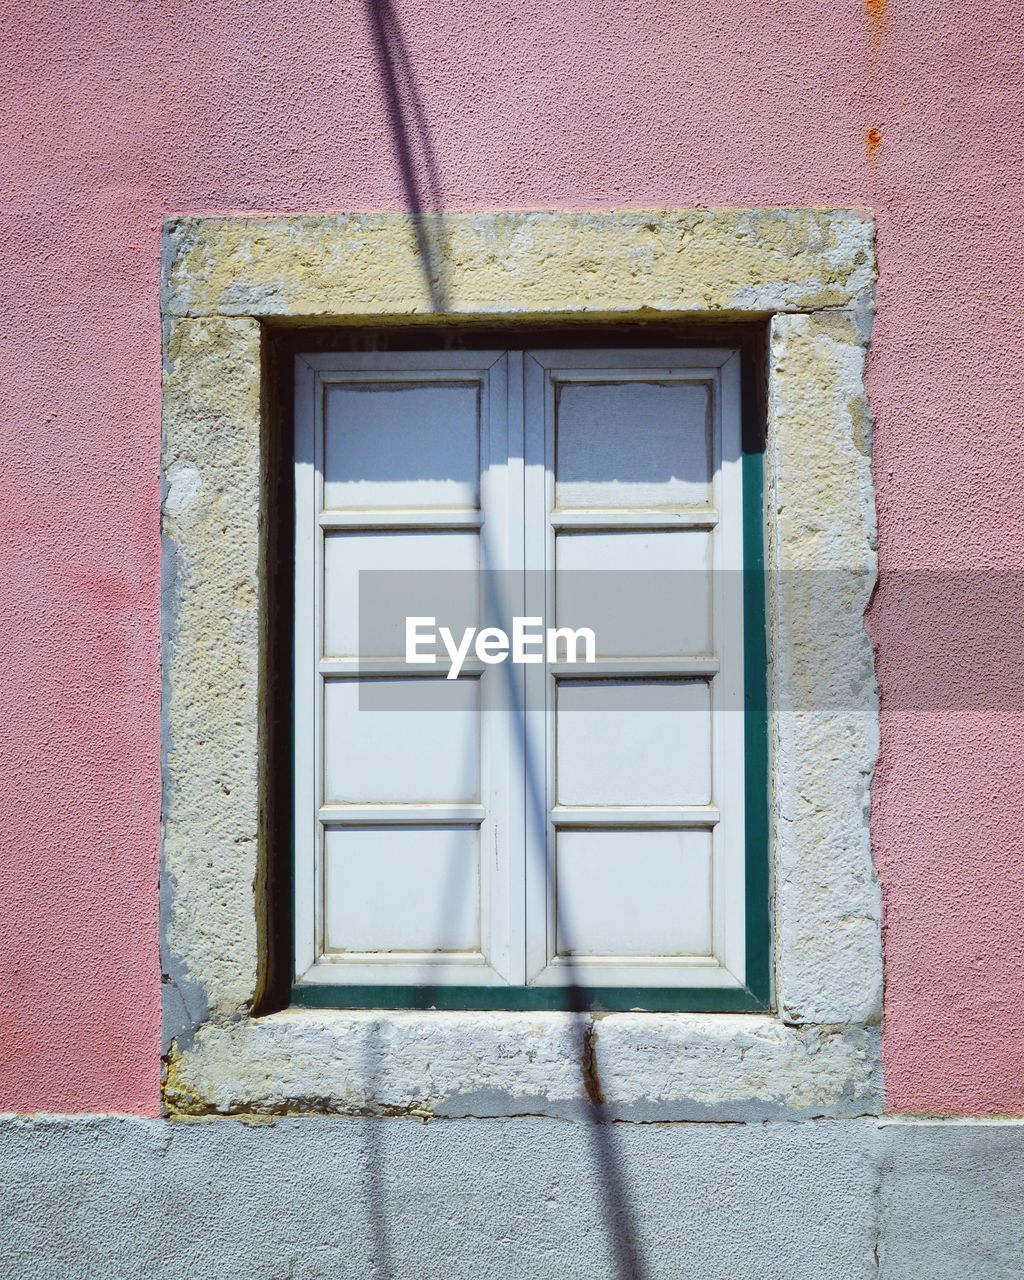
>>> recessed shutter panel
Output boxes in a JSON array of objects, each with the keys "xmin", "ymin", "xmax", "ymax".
[
  {"xmin": 294, "ymin": 353, "xmax": 523, "ymax": 986},
  {"xmin": 294, "ymin": 347, "xmax": 748, "ymax": 997},
  {"xmin": 523, "ymin": 351, "xmax": 746, "ymax": 989}
]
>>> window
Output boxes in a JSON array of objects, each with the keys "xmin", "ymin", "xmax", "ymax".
[
  {"xmin": 162, "ymin": 209, "xmax": 878, "ymax": 1113},
  {"xmin": 293, "ymin": 347, "xmax": 766, "ymax": 1009}
]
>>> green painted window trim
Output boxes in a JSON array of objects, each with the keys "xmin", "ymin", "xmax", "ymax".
[
  {"xmin": 292, "ymin": 440, "xmax": 770, "ymax": 1015},
  {"xmin": 291, "ymin": 983, "xmax": 768, "ymax": 1013}
]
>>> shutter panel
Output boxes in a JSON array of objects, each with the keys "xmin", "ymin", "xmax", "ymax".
[
  {"xmin": 294, "ymin": 353, "xmax": 522, "ymax": 985},
  {"xmin": 295, "ymin": 347, "xmax": 748, "ymax": 995},
  {"xmin": 523, "ymin": 351, "xmax": 747, "ymax": 989}
]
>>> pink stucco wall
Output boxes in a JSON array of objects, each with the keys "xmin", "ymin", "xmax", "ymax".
[{"xmin": 1, "ymin": 0, "xmax": 1022, "ymax": 1116}]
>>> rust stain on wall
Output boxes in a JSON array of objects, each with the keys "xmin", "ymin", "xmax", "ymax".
[{"xmin": 864, "ymin": 0, "xmax": 887, "ymax": 178}]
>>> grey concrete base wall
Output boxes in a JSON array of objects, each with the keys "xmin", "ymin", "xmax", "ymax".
[{"xmin": 1, "ymin": 1117, "xmax": 1021, "ymax": 1279}]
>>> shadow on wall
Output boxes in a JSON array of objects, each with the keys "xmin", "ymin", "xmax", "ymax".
[
  {"xmin": 363, "ymin": 0, "xmax": 450, "ymax": 313},
  {"xmin": 358, "ymin": 3, "xmax": 651, "ymax": 1276}
]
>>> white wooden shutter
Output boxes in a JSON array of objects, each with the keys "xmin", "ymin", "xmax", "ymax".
[
  {"xmin": 294, "ymin": 347, "xmax": 747, "ymax": 993},
  {"xmin": 522, "ymin": 351, "xmax": 746, "ymax": 989},
  {"xmin": 294, "ymin": 352, "xmax": 524, "ymax": 986}
]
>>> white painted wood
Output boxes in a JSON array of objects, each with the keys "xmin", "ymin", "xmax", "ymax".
[
  {"xmin": 319, "ymin": 509, "xmax": 483, "ymax": 530},
  {"xmin": 293, "ymin": 358, "xmax": 319, "ymax": 979},
  {"xmin": 555, "ymin": 529, "xmax": 712, "ymax": 658},
  {"xmin": 549, "ymin": 805, "xmax": 719, "ymax": 827},
  {"xmin": 323, "ymin": 380, "xmax": 480, "ymax": 510},
  {"xmin": 323, "ymin": 677, "xmax": 480, "ymax": 804},
  {"xmin": 549, "ymin": 659, "xmax": 719, "ymax": 678},
  {"xmin": 494, "ymin": 351, "xmax": 528, "ymax": 983},
  {"xmin": 319, "ymin": 658, "xmax": 487, "ymax": 677},
  {"xmin": 556, "ymin": 680, "xmax": 712, "ymax": 807},
  {"xmin": 550, "ymin": 508, "xmax": 717, "ymax": 529},
  {"xmin": 323, "ymin": 530, "xmax": 478, "ymax": 658},
  {"xmin": 319, "ymin": 804, "xmax": 486, "ymax": 825},
  {"xmin": 295, "ymin": 347, "xmax": 749, "ymax": 994},
  {"xmin": 709, "ymin": 350, "xmax": 747, "ymax": 986},
  {"xmin": 553, "ymin": 829, "xmax": 713, "ymax": 958},
  {"xmin": 555, "ymin": 380, "xmax": 711, "ymax": 509},
  {"xmin": 523, "ymin": 351, "xmax": 748, "ymax": 989},
  {"xmin": 295, "ymin": 352, "xmax": 518, "ymax": 986},
  {"xmin": 523, "ymin": 353, "xmax": 552, "ymax": 980},
  {"xmin": 324, "ymin": 826, "xmax": 480, "ymax": 954}
]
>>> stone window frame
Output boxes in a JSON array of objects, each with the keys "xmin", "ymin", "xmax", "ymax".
[{"xmin": 160, "ymin": 209, "xmax": 881, "ymax": 1120}]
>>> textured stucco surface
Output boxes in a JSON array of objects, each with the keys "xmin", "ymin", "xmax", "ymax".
[
  {"xmin": 160, "ymin": 211, "xmax": 879, "ymax": 1117},
  {"xmin": 1, "ymin": 0, "xmax": 1023, "ymax": 1115},
  {"xmin": 0, "ymin": 1115, "xmax": 1022, "ymax": 1278}
]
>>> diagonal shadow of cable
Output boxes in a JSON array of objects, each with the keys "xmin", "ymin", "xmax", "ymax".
[
  {"xmin": 359, "ymin": 1020, "xmax": 396, "ymax": 1280},
  {"xmin": 485, "ymin": 563, "xmax": 650, "ymax": 1280},
  {"xmin": 353, "ymin": 9, "xmax": 450, "ymax": 1270},
  {"xmin": 363, "ymin": 0, "xmax": 450, "ymax": 313},
  {"xmin": 361, "ymin": 6, "xmax": 647, "ymax": 1270}
]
